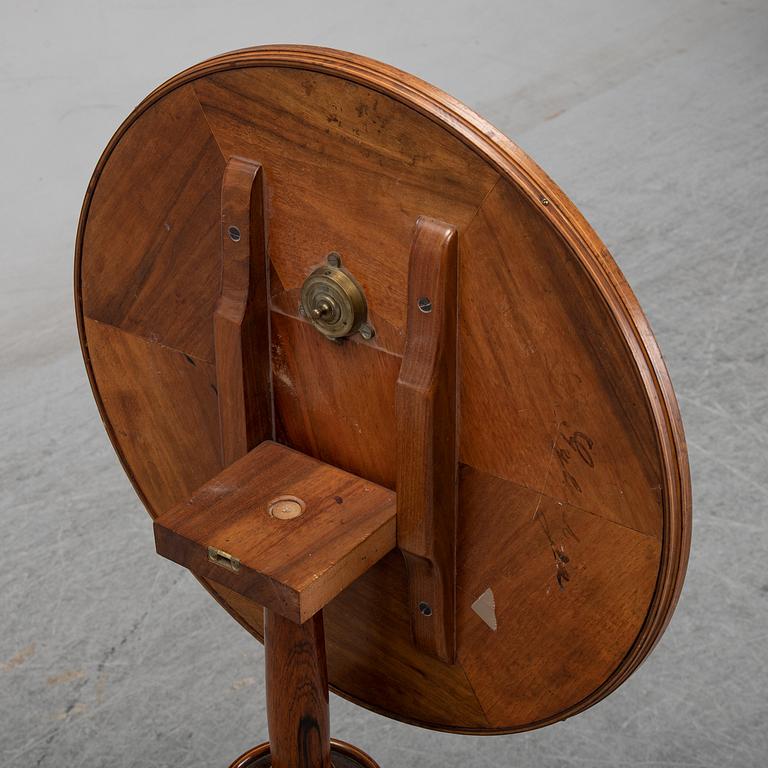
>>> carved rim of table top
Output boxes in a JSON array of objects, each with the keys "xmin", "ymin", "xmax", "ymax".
[{"xmin": 74, "ymin": 45, "xmax": 692, "ymax": 734}]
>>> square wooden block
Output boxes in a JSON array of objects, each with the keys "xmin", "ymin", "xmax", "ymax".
[{"xmin": 154, "ymin": 440, "xmax": 396, "ymax": 623}]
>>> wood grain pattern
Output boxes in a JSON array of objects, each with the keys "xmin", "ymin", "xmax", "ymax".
[
  {"xmin": 323, "ymin": 551, "xmax": 489, "ymax": 729},
  {"xmin": 396, "ymin": 217, "xmax": 459, "ymax": 663},
  {"xmin": 192, "ymin": 66, "xmax": 500, "ymax": 349},
  {"xmin": 83, "ymin": 318, "xmax": 222, "ymax": 513},
  {"xmin": 207, "ymin": 559, "xmax": 491, "ymax": 729},
  {"xmin": 265, "ymin": 611, "xmax": 330, "ymax": 768},
  {"xmin": 459, "ymin": 177, "xmax": 662, "ymax": 537},
  {"xmin": 215, "ymin": 158, "xmax": 273, "ymax": 464},
  {"xmin": 456, "ymin": 465, "xmax": 660, "ymax": 726},
  {"xmin": 76, "ymin": 45, "xmax": 691, "ymax": 734},
  {"xmin": 81, "ymin": 85, "xmax": 224, "ymax": 362},
  {"xmin": 270, "ymin": 312, "xmax": 401, "ymax": 489},
  {"xmin": 154, "ymin": 441, "xmax": 396, "ymax": 623}
]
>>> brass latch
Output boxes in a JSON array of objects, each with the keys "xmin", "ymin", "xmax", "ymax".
[{"xmin": 207, "ymin": 546, "xmax": 241, "ymax": 573}]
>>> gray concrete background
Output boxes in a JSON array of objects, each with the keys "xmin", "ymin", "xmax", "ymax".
[{"xmin": 1, "ymin": 1, "xmax": 766, "ymax": 765}]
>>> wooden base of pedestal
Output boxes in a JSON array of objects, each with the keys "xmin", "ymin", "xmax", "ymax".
[{"xmin": 228, "ymin": 740, "xmax": 381, "ymax": 768}]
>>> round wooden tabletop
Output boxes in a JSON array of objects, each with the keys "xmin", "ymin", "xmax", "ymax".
[{"xmin": 76, "ymin": 45, "xmax": 691, "ymax": 733}]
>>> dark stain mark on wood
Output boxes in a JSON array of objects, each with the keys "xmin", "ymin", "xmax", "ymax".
[
  {"xmin": 555, "ymin": 428, "xmax": 595, "ymax": 492},
  {"xmin": 298, "ymin": 714, "xmax": 323, "ymax": 765},
  {"xmin": 534, "ymin": 508, "xmax": 574, "ymax": 590},
  {"xmin": 535, "ymin": 426, "xmax": 592, "ymax": 590}
]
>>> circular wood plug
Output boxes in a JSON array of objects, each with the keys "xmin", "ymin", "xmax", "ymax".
[{"xmin": 268, "ymin": 496, "xmax": 306, "ymax": 520}]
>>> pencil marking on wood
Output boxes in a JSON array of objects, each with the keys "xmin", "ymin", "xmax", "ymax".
[
  {"xmin": 535, "ymin": 505, "xmax": 580, "ymax": 590},
  {"xmin": 555, "ymin": 428, "xmax": 595, "ymax": 493}
]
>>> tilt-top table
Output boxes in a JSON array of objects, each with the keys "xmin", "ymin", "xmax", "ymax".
[{"xmin": 76, "ymin": 45, "xmax": 691, "ymax": 768}]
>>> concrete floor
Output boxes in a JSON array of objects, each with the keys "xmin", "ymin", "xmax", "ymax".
[{"xmin": 1, "ymin": 1, "xmax": 767, "ymax": 766}]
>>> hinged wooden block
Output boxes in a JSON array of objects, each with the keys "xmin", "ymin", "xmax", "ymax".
[{"xmin": 153, "ymin": 440, "xmax": 397, "ymax": 624}]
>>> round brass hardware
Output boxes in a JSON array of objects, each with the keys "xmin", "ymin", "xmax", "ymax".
[
  {"xmin": 300, "ymin": 255, "xmax": 368, "ymax": 339},
  {"xmin": 268, "ymin": 495, "xmax": 306, "ymax": 520}
]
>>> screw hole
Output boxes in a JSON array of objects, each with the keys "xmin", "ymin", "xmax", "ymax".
[
  {"xmin": 359, "ymin": 323, "xmax": 375, "ymax": 340},
  {"xmin": 418, "ymin": 601, "xmax": 433, "ymax": 617},
  {"xmin": 228, "ymin": 225, "xmax": 241, "ymax": 242},
  {"xmin": 417, "ymin": 297, "xmax": 432, "ymax": 313}
]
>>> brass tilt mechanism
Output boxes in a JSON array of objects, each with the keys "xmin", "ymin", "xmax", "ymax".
[{"xmin": 299, "ymin": 253, "xmax": 372, "ymax": 340}]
